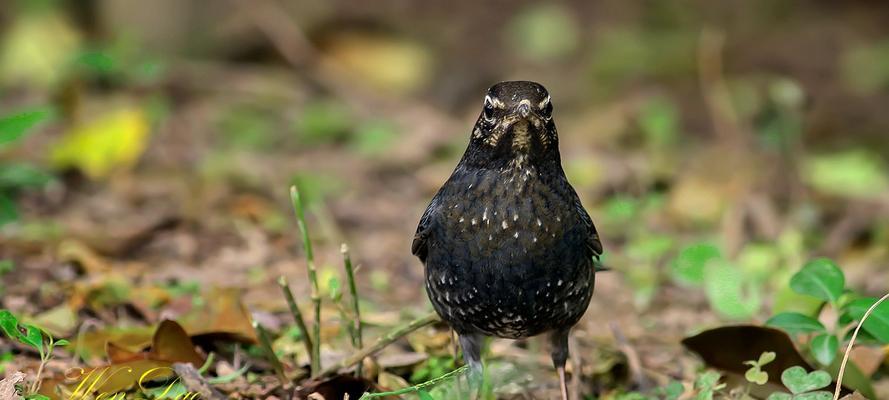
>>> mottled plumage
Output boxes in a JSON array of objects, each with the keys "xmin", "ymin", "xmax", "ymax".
[{"xmin": 412, "ymin": 81, "xmax": 602, "ymax": 399}]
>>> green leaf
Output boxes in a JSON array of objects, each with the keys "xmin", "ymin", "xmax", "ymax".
[
  {"xmin": 54, "ymin": 339, "xmax": 69, "ymax": 346},
  {"xmin": 758, "ymin": 351, "xmax": 777, "ymax": 366},
  {"xmin": 780, "ymin": 366, "xmax": 831, "ymax": 394},
  {"xmin": 0, "ymin": 108, "xmax": 52, "ymax": 146},
  {"xmin": 657, "ymin": 381, "xmax": 684, "ymax": 400},
  {"xmin": 793, "ymin": 392, "xmax": 832, "ymax": 400},
  {"xmin": 20, "ymin": 323, "xmax": 44, "ymax": 350},
  {"xmin": 0, "ymin": 310, "xmax": 20, "ymax": 339},
  {"xmin": 844, "ymin": 297, "xmax": 889, "ymax": 343},
  {"xmin": 0, "ymin": 194, "xmax": 17, "ymax": 227},
  {"xmin": 745, "ymin": 367, "xmax": 768, "ymax": 385},
  {"xmin": 23, "ymin": 394, "xmax": 51, "ymax": 400},
  {"xmin": 789, "ymin": 259, "xmax": 844, "ymax": 304},
  {"xmin": 703, "ymin": 259, "xmax": 761, "ymax": 320},
  {"xmin": 694, "ymin": 370, "xmax": 722, "ymax": 390},
  {"xmin": 0, "ymin": 163, "xmax": 52, "ymax": 190},
  {"xmin": 766, "ymin": 393, "xmax": 792, "ymax": 400},
  {"xmin": 773, "ymin": 284, "xmax": 826, "ymax": 317},
  {"xmin": 765, "ymin": 312, "xmax": 826, "ymax": 335},
  {"xmin": 671, "ymin": 243, "xmax": 721, "ymax": 286},
  {"xmin": 417, "ymin": 389, "xmax": 435, "ymax": 400},
  {"xmin": 0, "ymin": 310, "xmax": 43, "ymax": 351},
  {"xmin": 809, "ymin": 334, "xmax": 838, "ymax": 366},
  {"xmin": 803, "ymin": 150, "xmax": 889, "ymax": 199}
]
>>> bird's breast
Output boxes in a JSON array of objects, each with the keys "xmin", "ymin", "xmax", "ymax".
[{"xmin": 423, "ymin": 167, "xmax": 593, "ymax": 337}]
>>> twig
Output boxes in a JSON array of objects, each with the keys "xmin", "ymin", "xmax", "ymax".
[
  {"xmin": 834, "ymin": 292, "xmax": 889, "ymax": 400},
  {"xmin": 610, "ymin": 323, "xmax": 651, "ymax": 391},
  {"xmin": 316, "ymin": 312, "xmax": 441, "ymax": 378},
  {"xmin": 278, "ymin": 275, "xmax": 315, "ymax": 373},
  {"xmin": 290, "ymin": 185, "xmax": 322, "ymax": 374},
  {"xmin": 252, "ymin": 321, "xmax": 288, "ymax": 386},
  {"xmin": 341, "ymin": 244, "xmax": 364, "ymax": 377},
  {"xmin": 358, "ymin": 365, "xmax": 470, "ymax": 399},
  {"xmin": 173, "ymin": 362, "xmax": 227, "ymax": 400}
]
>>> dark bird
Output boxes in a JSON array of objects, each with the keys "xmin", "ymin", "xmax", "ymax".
[{"xmin": 412, "ymin": 81, "xmax": 603, "ymax": 399}]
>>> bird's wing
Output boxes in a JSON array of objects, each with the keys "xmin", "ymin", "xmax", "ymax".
[
  {"xmin": 575, "ymin": 198, "xmax": 603, "ymax": 259},
  {"xmin": 411, "ymin": 196, "xmax": 440, "ymax": 263}
]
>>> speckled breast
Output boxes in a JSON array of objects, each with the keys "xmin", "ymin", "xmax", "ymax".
[{"xmin": 423, "ymin": 167, "xmax": 594, "ymax": 338}]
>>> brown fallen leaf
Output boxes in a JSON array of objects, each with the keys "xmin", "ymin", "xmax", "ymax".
[
  {"xmin": 151, "ymin": 319, "xmax": 205, "ymax": 366},
  {"xmin": 683, "ymin": 325, "xmax": 866, "ymax": 397},
  {"xmin": 377, "ymin": 371, "xmax": 410, "ymax": 391},
  {"xmin": 46, "ymin": 320, "xmax": 204, "ymax": 398},
  {"xmin": 26, "ymin": 303, "xmax": 78, "ymax": 337},
  {"xmin": 682, "ymin": 325, "xmax": 812, "ymax": 387},
  {"xmin": 182, "ymin": 287, "xmax": 257, "ymax": 343}
]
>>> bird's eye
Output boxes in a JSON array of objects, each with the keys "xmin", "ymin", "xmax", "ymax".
[
  {"xmin": 483, "ymin": 97, "xmax": 496, "ymax": 122},
  {"xmin": 483, "ymin": 104, "xmax": 495, "ymax": 120}
]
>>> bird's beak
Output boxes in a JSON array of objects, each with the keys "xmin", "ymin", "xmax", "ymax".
[{"xmin": 517, "ymin": 101, "xmax": 532, "ymax": 119}]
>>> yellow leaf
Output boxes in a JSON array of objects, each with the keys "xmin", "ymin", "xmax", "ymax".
[{"xmin": 51, "ymin": 108, "xmax": 149, "ymax": 179}]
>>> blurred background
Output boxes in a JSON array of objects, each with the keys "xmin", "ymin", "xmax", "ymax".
[{"xmin": 2, "ymin": 0, "xmax": 889, "ymax": 398}]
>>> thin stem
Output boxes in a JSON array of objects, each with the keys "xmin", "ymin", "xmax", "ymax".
[
  {"xmin": 252, "ymin": 321, "xmax": 288, "ymax": 386},
  {"xmin": 290, "ymin": 185, "xmax": 322, "ymax": 374},
  {"xmin": 30, "ymin": 335, "xmax": 48, "ymax": 393},
  {"xmin": 834, "ymin": 292, "xmax": 889, "ymax": 400},
  {"xmin": 278, "ymin": 276, "xmax": 315, "ymax": 373},
  {"xmin": 358, "ymin": 365, "xmax": 470, "ymax": 399},
  {"xmin": 316, "ymin": 312, "xmax": 440, "ymax": 378},
  {"xmin": 341, "ymin": 243, "xmax": 364, "ymax": 377}
]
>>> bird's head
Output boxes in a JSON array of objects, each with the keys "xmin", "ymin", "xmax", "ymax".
[{"xmin": 463, "ymin": 81, "xmax": 559, "ymax": 170}]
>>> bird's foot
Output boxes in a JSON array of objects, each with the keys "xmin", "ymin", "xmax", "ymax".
[{"xmin": 557, "ymin": 366, "xmax": 569, "ymax": 400}]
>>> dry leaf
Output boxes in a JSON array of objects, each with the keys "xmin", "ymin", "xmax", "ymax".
[{"xmin": 0, "ymin": 371, "xmax": 26, "ymax": 399}]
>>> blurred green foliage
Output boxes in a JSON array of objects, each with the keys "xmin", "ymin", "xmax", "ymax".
[
  {"xmin": 507, "ymin": 4, "xmax": 579, "ymax": 61},
  {"xmin": 0, "ymin": 108, "xmax": 54, "ymax": 226},
  {"xmin": 804, "ymin": 150, "xmax": 889, "ymax": 199}
]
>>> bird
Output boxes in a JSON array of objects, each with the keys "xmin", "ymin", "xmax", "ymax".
[{"xmin": 412, "ymin": 81, "xmax": 603, "ymax": 399}]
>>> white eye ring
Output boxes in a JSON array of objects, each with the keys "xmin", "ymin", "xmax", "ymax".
[{"xmin": 485, "ymin": 95, "xmax": 505, "ymax": 109}]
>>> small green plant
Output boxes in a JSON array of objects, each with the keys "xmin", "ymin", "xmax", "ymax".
[
  {"xmin": 694, "ymin": 370, "xmax": 727, "ymax": 400},
  {"xmin": 0, "ymin": 310, "xmax": 68, "ymax": 396},
  {"xmin": 766, "ymin": 258, "xmax": 889, "ymax": 367},
  {"xmin": 744, "ymin": 351, "xmax": 776, "ymax": 386},
  {"xmin": 410, "ymin": 355, "xmax": 457, "ymax": 384},
  {"xmin": 765, "ymin": 366, "xmax": 832, "ymax": 400},
  {"xmin": 738, "ymin": 351, "xmax": 777, "ymax": 399}
]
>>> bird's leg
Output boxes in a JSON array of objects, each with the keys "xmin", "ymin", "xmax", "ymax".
[
  {"xmin": 551, "ymin": 329, "xmax": 571, "ymax": 400},
  {"xmin": 458, "ymin": 332, "xmax": 485, "ymax": 399}
]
